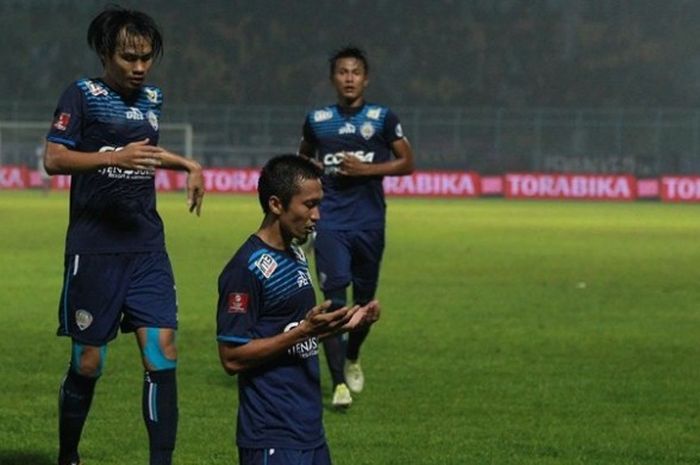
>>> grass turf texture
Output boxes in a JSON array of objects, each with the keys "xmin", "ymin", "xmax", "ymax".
[{"xmin": 1, "ymin": 190, "xmax": 699, "ymax": 465}]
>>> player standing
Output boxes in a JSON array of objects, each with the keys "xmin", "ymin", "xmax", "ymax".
[
  {"xmin": 297, "ymin": 46, "xmax": 414, "ymax": 407},
  {"xmin": 44, "ymin": 7, "xmax": 204, "ymax": 465},
  {"xmin": 217, "ymin": 154, "xmax": 380, "ymax": 465}
]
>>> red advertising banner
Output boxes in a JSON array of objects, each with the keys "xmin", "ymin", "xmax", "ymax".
[
  {"xmin": 383, "ymin": 171, "xmax": 480, "ymax": 197},
  {"xmin": 505, "ymin": 173, "xmax": 637, "ymax": 200},
  {"xmin": 660, "ymin": 176, "xmax": 700, "ymax": 202},
  {"xmin": 0, "ymin": 166, "xmax": 30, "ymax": 189}
]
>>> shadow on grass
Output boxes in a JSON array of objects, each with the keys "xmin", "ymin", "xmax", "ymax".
[{"xmin": 0, "ymin": 451, "xmax": 54, "ymax": 465}]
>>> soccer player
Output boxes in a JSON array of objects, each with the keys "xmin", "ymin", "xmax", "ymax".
[
  {"xmin": 217, "ymin": 154, "xmax": 380, "ymax": 465},
  {"xmin": 44, "ymin": 7, "xmax": 204, "ymax": 465},
  {"xmin": 297, "ymin": 46, "xmax": 415, "ymax": 407}
]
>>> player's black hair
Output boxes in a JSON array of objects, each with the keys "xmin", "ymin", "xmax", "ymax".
[
  {"xmin": 258, "ymin": 155, "xmax": 322, "ymax": 214},
  {"xmin": 329, "ymin": 46, "xmax": 369, "ymax": 76},
  {"xmin": 87, "ymin": 5, "xmax": 163, "ymax": 62}
]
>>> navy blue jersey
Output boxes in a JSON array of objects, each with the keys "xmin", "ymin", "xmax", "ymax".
[
  {"xmin": 217, "ymin": 235, "xmax": 324, "ymax": 449},
  {"xmin": 46, "ymin": 78, "xmax": 165, "ymax": 254},
  {"xmin": 302, "ymin": 103, "xmax": 404, "ymax": 231}
]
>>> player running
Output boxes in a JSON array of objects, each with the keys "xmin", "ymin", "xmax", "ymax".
[
  {"xmin": 298, "ymin": 46, "xmax": 414, "ymax": 407},
  {"xmin": 44, "ymin": 7, "xmax": 204, "ymax": 465}
]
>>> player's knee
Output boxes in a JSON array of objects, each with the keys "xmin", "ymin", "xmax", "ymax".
[
  {"xmin": 142, "ymin": 327, "xmax": 177, "ymax": 371},
  {"xmin": 70, "ymin": 342, "xmax": 106, "ymax": 378}
]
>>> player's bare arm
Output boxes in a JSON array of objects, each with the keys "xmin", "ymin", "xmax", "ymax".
[
  {"xmin": 44, "ymin": 138, "xmax": 164, "ymax": 174},
  {"xmin": 339, "ymin": 137, "xmax": 415, "ymax": 177},
  {"xmin": 297, "ymin": 139, "xmax": 324, "ymax": 170},
  {"xmin": 157, "ymin": 150, "xmax": 205, "ymax": 215},
  {"xmin": 218, "ymin": 301, "xmax": 359, "ymax": 375}
]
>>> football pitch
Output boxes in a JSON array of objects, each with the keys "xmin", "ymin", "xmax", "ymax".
[{"xmin": 1, "ymin": 191, "xmax": 699, "ymax": 465}]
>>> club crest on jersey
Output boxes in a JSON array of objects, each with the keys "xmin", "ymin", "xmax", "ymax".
[
  {"xmin": 227, "ymin": 292, "xmax": 249, "ymax": 313},
  {"xmin": 86, "ymin": 80, "xmax": 108, "ymax": 97},
  {"xmin": 126, "ymin": 107, "xmax": 145, "ymax": 121},
  {"xmin": 53, "ymin": 113, "xmax": 71, "ymax": 131},
  {"xmin": 360, "ymin": 122, "xmax": 375, "ymax": 140},
  {"xmin": 147, "ymin": 111, "xmax": 159, "ymax": 131},
  {"xmin": 339, "ymin": 122, "xmax": 356, "ymax": 135},
  {"xmin": 145, "ymin": 88, "xmax": 159, "ymax": 103},
  {"xmin": 256, "ymin": 254, "xmax": 278, "ymax": 278},
  {"xmin": 395, "ymin": 123, "xmax": 404, "ymax": 138},
  {"xmin": 367, "ymin": 107, "xmax": 382, "ymax": 120},
  {"xmin": 75, "ymin": 309, "xmax": 93, "ymax": 331},
  {"xmin": 313, "ymin": 109, "xmax": 333, "ymax": 122}
]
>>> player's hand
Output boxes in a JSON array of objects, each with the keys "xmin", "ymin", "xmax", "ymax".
[
  {"xmin": 302, "ymin": 300, "xmax": 359, "ymax": 338},
  {"xmin": 110, "ymin": 138, "xmax": 163, "ymax": 172},
  {"xmin": 338, "ymin": 152, "xmax": 368, "ymax": 176},
  {"xmin": 343, "ymin": 299, "xmax": 380, "ymax": 331},
  {"xmin": 186, "ymin": 163, "xmax": 204, "ymax": 216}
]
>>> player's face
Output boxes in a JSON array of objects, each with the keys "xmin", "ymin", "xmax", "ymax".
[
  {"xmin": 279, "ymin": 178, "xmax": 323, "ymax": 242},
  {"xmin": 331, "ymin": 57, "xmax": 368, "ymax": 106},
  {"xmin": 102, "ymin": 30, "xmax": 154, "ymax": 95}
]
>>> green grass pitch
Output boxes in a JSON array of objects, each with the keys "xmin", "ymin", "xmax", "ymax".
[{"xmin": 1, "ymin": 191, "xmax": 699, "ymax": 465}]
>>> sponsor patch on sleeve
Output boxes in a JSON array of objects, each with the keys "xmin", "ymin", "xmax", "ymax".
[
  {"xmin": 227, "ymin": 292, "xmax": 249, "ymax": 313},
  {"xmin": 53, "ymin": 113, "xmax": 71, "ymax": 131}
]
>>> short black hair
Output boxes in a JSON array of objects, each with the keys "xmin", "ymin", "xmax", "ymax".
[
  {"xmin": 87, "ymin": 5, "xmax": 163, "ymax": 61},
  {"xmin": 258, "ymin": 155, "xmax": 323, "ymax": 214},
  {"xmin": 329, "ymin": 46, "xmax": 369, "ymax": 77}
]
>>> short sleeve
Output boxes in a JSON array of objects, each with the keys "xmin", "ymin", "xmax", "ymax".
[
  {"xmin": 46, "ymin": 83, "xmax": 85, "ymax": 148},
  {"xmin": 216, "ymin": 259, "xmax": 262, "ymax": 345},
  {"xmin": 382, "ymin": 109, "xmax": 405, "ymax": 144},
  {"xmin": 302, "ymin": 116, "xmax": 318, "ymax": 147}
]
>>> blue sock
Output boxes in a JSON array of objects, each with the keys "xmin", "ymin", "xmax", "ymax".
[
  {"xmin": 142, "ymin": 369, "xmax": 177, "ymax": 465},
  {"xmin": 58, "ymin": 369, "xmax": 98, "ymax": 464}
]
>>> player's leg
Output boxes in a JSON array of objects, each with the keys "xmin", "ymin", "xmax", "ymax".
[
  {"xmin": 314, "ymin": 230, "xmax": 353, "ymax": 406},
  {"xmin": 346, "ymin": 229, "xmax": 385, "ymax": 393},
  {"xmin": 56, "ymin": 253, "xmax": 127, "ymax": 465},
  {"xmin": 123, "ymin": 251, "xmax": 178, "ymax": 465},
  {"xmin": 58, "ymin": 342, "xmax": 107, "ymax": 465},
  {"xmin": 136, "ymin": 327, "xmax": 178, "ymax": 465}
]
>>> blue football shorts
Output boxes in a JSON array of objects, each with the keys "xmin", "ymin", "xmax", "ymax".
[
  {"xmin": 238, "ymin": 444, "xmax": 332, "ymax": 465},
  {"xmin": 313, "ymin": 229, "xmax": 385, "ymax": 299},
  {"xmin": 57, "ymin": 251, "xmax": 177, "ymax": 345}
]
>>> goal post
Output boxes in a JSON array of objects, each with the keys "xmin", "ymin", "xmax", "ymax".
[{"xmin": 0, "ymin": 120, "xmax": 194, "ymax": 166}]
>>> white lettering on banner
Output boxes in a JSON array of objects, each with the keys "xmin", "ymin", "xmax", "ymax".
[
  {"xmin": 203, "ymin": 169, "xmax": 260, "ymax": 193},
  {"xmin": 0, "ymin": 167, "xmax": 26, "ymax": 188},
  {"xmin": 506, "ymin": 174, "xmax": 633, "ymax": 199},
  {"xmin": 661, "ymin": 177, "xmax": 700, "ymax": 201},
  {"xmin": 154, "ymin": 171, "xmax": 172, "ymax": 190},
  {"xmin": 383, "ymin": 172, "xmax": 478, "ymax": 196}
]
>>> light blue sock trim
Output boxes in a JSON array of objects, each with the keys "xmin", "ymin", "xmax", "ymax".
[{"xmin": 143, "ymin": 327, "xmax": 177, "ymax": 370}]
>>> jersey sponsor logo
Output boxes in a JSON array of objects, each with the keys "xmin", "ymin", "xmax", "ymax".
[
  {"xmin": 147, "ymin": 111, "xmax": 159, "ymax": 131},
  {"xmin": 75, "ymin": 309, "xmax": 93, "ymax": 331},
  {"xmin": 395, "ymin": 123, "xmax": 404, "ymax": 138},
  {"xmin": 339, "ymin": 122, "xmax": 356, "ymax": 135},
  {"xmin": 97, "ymin": 146, "xmax": 154, "ymax": 180},
  {"xmin": 284, "ymin": 321, "xmax": 319, "ymax": 358},
  {"xmin": 360, "ymin": 122, "xmax": 375, "ymax": 140},
  {"xmin": 126, "ymin": 107, "xmax": 145, "ymax": 121},
  {"xmin": 53, "ymin": 112, "xmax": 71, "ymax": 131},
  {"xmin": 227, "ymin": 292, "xmax": 249, "ymax": 313},
  {"xmin": 367, "ymin": 107, "xmax": 381, "ymax": 120},
  {"xmin": 86, "ymin": 80, "xmax": 108, "ymax": 97},
  {"xmin": 255, "ymin": 253, "xmax": 278, "ymax": 278},
  {"xmin": 296, "ymin": 269, "xmax": 311, "ymax": 288},
  {"xmin": 145, "ymin": 88, "xmax": 159, "ymax": 103},
  {"xmin": 313, "ymin": 109, "xmax": 333, "ymax": 122},
  {"xmin": 323, "ymin": 151, "xmax": 375, "ymax": 175}
]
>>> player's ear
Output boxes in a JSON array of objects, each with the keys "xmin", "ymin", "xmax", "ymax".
[{"xmin": 268, "ymin": 195, "xmax": 284, "ymax": 216}]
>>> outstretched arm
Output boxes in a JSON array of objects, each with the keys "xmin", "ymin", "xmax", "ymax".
[
  {"xmin": 157, "ymin": 149, "xmax": 204, "ymax": 216},
  {"xmin": 218, "ymin": 300, "xmax": 380, "ymax": 375}
]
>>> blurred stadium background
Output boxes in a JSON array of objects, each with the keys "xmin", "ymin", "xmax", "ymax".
[{"xmin": 3, "ymin": 0, "xmax": 700, "ymax": 175}]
